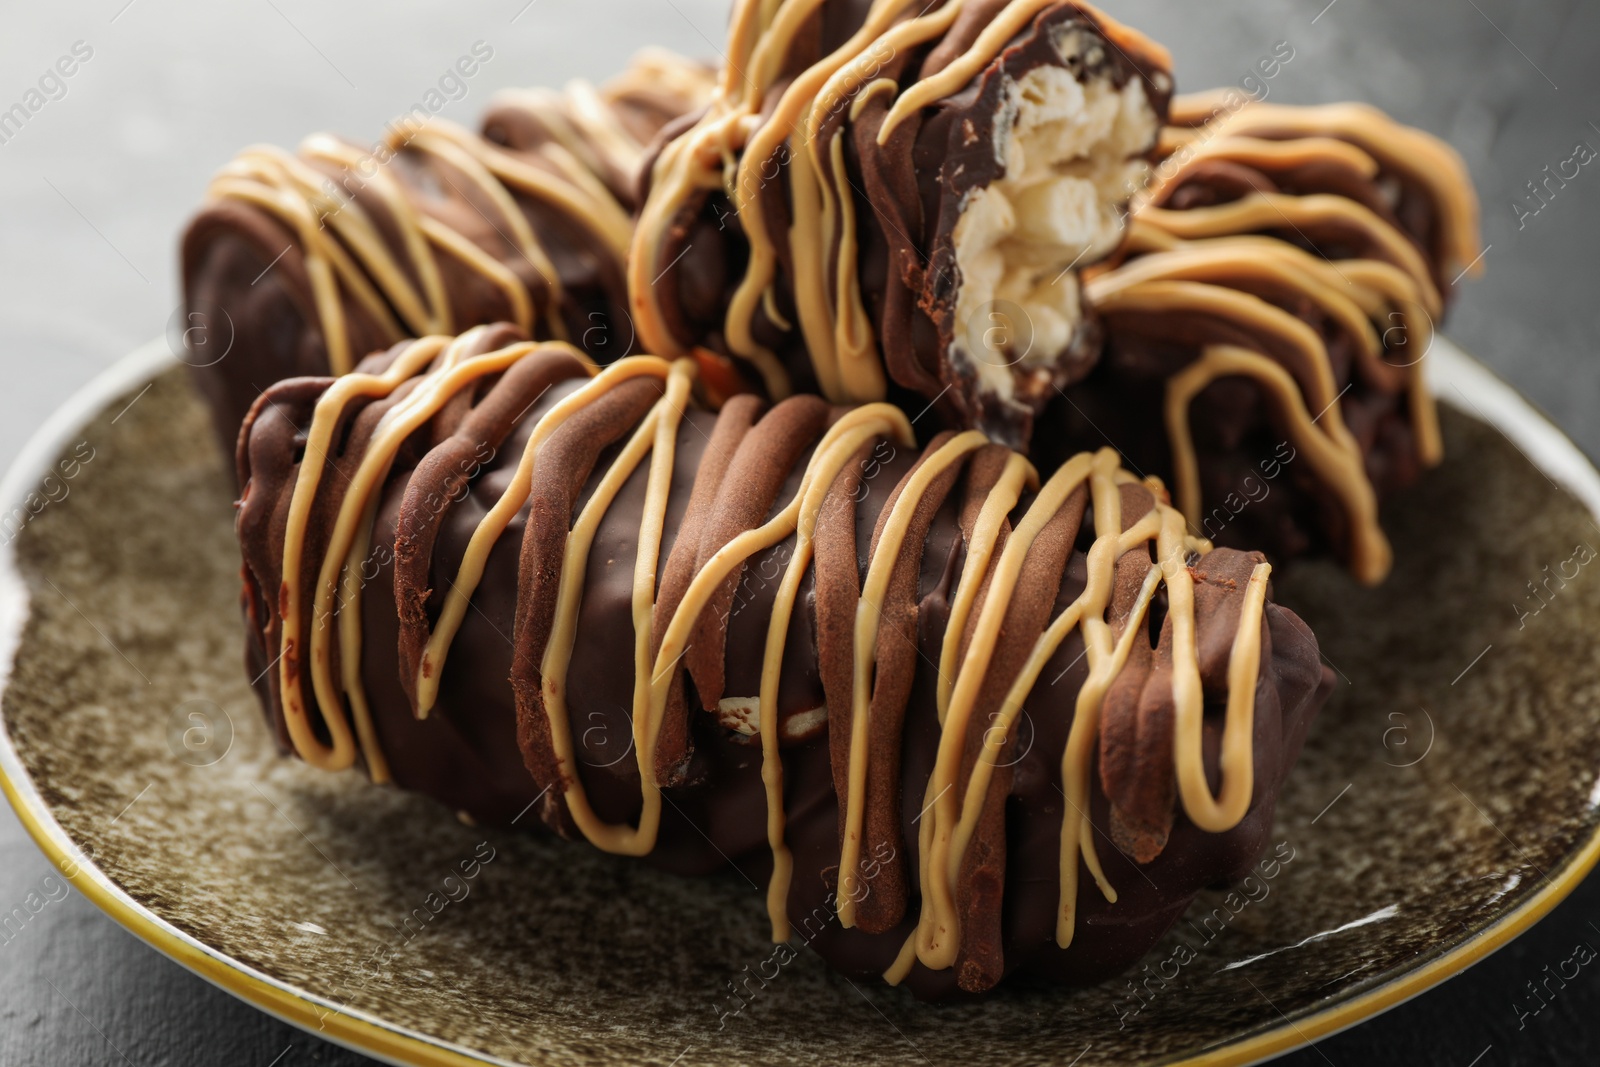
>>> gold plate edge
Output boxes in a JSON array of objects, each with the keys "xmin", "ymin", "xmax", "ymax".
[{"xmin": 0, "ymin": 338, "xmax": 1594, "ymax": 1067}]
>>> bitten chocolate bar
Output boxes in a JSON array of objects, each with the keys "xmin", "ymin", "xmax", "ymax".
[{"xmin": 630, "ymin": 0, "xmax": 1173, "ymax": 447}]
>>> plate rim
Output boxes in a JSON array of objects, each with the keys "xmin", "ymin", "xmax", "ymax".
[{"xmin": 0, "ymin": 337, "xmax": 1596, "ymax": 1067}]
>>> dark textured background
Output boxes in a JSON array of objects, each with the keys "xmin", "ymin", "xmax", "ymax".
[{"xmin": 0, "ymin": 0, "xmax": 1594, "ymax": 1063}]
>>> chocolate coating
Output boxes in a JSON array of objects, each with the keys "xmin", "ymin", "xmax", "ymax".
[
  {"xmin": 185, "ymin": 53, "xmax": 714, "ymax": 465},
  {"xmin": 482, "ymin": 49, "xmax": 716, "ymax": 211},
  {"xmin": 236, "ymin": 334, "xmax": 1330, "ymax": 999},
  {"xmin": 1038, "ymin": 95, "xmax": 1481, "ymax": 580},
  {"xmin": 632, "ymin": 0, "xmax": 1173, "ymax": 448}
]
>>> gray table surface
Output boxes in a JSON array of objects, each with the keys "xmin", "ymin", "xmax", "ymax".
[{"xmin": 0, "ymin": 1, "xmax": 1595, "ymax": 1063}]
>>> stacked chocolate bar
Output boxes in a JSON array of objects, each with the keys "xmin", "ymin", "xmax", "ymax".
[{"xmin": 185, "ymin": 1, "xmax": 1479, "ymax": 998}]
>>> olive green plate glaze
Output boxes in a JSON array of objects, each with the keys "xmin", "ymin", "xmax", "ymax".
[{"xmin": 4, "ymin": 340, "xmax": 1600, "ymax": 1067}]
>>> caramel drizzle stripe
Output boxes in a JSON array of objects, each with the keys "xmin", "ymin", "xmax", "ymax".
[
  {"xmin": 299, "ymin": 135, "xmax": 454, "ymax": 337},
  {"xmin": 875, "ymin": 1, "xmax": 1169, "ymax": 144},
  {"xmin": 985, "ymin": 457, "xmax": 1139, "ymax": 959},
  {"xmin": 209, "ymin": 151, "xmax": 407, "ymax": 375},
  {"xmin": 414, "ymin": 122, "xmax": 634, "ymax": 260},
  {"xmin": 397, "ymin": 126, "xmax": 558, "ymax": 334},
  {"xmin": 630, "ymin": 123, "xmax": 784, "ymax": 388},
  {"xmin": 1332, "ymin": 256, "xmax": 1442, "ymax": 466},
  {"xmin": 276, "ymin": 342, "xmax": 1275, "ymax": 978},
  {"xmin": 1135, "ymin": 193, "xmax": 1443, "ymax": 316},
  {"xmin": 307, "ymin": 331, "xmax": 536, "ymax": 773},
  {"xmin": 1166, "ymin": 343, "xmax": 1390, "ymax": 584},
  {"xmin": 1200, "ymin": 99, "xmax": 1483, "ymax": 282},
  {"xmin": 1093, "ymin": 241, "xmax": 1400, "ymax": 394},
  {"xmin": 607, "ymin": 47, "xmax": 717, "ymax": 110},
  {"xmin": 725, "ymin": 0, "xmax": 880, "ymax": 387},
  {"xmin": 636, "ymin": 0, "xmax": 1159, "ymax": 403},
  {"xmin": 636, "ymin": 0, "xmax": 911, "ymax": 388},
  {"xmin": 414, "ymin": 353, "xmax": 649, "ymax": 717},
  {"xmin": 1085, "ymin": 274, "xmax": 1394, "ymax": 581},
  {"xmin": 719, "ymin": 0, "xmax": 775, "ymax": 104},
  {"xmin": 1052, "ymin": 511, "xmax": 1165, "ymax": 939},
  {"xmin": 836, "ymin": 430, "xmax": 990, "ymax": 928},
  {"xmin": 546, "ymin": 141, "xmax": 643, "ymax": 244},
  {"xmin": 637, "ymin": 403, "xmax": 916, "ymax": 927},
  {"xmin": 833, "ymin": 77, "xmax": 906, "ymax": 402},
  {"xmin": 826, "ymin": 127, "xmax": 884, "ymax": 402},
  {"xmin": 208, "ymin": 110, "xmax": 631, "ymax": 374},
  {"xmin": 630, "ymin": 0, "xmax": 932, "ymax": 394},
  {"xmin": 489, "ymin": 87, "xmax": 610, "ymax": 176},
  {"xmin": 494, "ymin": 80, "xmax": 648, "ymax": 187},
  {"xmin": 419, "ymin": 216, "xmax": 542, "ymax": 338},
  {"xmin": 1182, "ymin": 556, "xmax": 1271, "ymax": 829},
  {"xmin": 1150, "ymin": 132, "xmax": 1382, "ymax": 187},
  {"xmin": 562, "ymin": 78, "xmax": 649, "ymax": 175},
  {"xmin": 1117, "ymin": 215, "xmax": 1184, "ymax": 256},
  {"xmin": 443, "ymin": 352, "xmax": 913, "ymax": 922},
  {"xmin": 753, "ymin": 0, "xmax": 957, "ymax": 402},
  {"xmin": 936, "ymin": 452, "xmax": 1038, "ymax": 724},
  {"xmin": 339, "ymin": 489, "xmax": 393, "ymax": 783},
  {"xmin": 749, "ymin": 407, "xmax": 920, "ymax": 936},
  {"xmin": 1154, "ymin": 124, "xmax": 1200, "ymax": 156},
  {"xmin": 1005, "ymin": 505, "xmax": 1162, "ymax": 901},
  {"xmin": 411, "ymin": 345, "xmax": 917, "ymax": 931},
  {"xmin": 915, "ymin": 451, "xmax": 1108, "ymax": 966},
  {"xmin": 801, "ymin": 7, "xmax": 964, "ymax": 402},
  {"xmin": 486, "ymin": 49, "xmax": 714, "ymax": 182},
  {"xmin": 1088, "ymin": 279, "xmax": 1347, "ymax": 418},
  {"xmin": 1166, "ymin": 89, "xmax": 1238, "ymax": 128},
  {"xmin": 1154, "ymin": 93, "xmax": 1481, "ymax": 291},
  {"xmin": 887, "ymin": 446, "xmax": 1264, "ymax": 982},
  {"xmin": 1105, "ymin": 222, "xmax": 1444, "ymax": 473},
  {"xmin": 277, "ymin": 334, "xmax": 455, "ymax": 771},
  {"xmin": 535, "ymin": 361, "xmax": 693, "ymax": 856}
]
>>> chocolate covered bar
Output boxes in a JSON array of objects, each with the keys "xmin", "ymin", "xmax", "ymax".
[
  {"xmin": 182, "ymin": 50, "xmax": 714, "ymax": 458},
  {"xmin": 1046, "ymin": 93, "xmax": 1482, "ymax": 582},
  {"xmin": 629, "ymin": 0, "xmax": 1173, "ymax": 447},
  {"xmin": 483, "ymin": 47, "xmax": 715, "ymax": 210},
  {"xmin": 235, "ymin": 326, "xmax": 1330, "ymax": 997}
]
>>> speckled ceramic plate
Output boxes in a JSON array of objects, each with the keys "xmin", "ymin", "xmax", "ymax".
[{"xmin": 3, "ymin": 338, "xmax": 1599, "ymax": 1067}]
